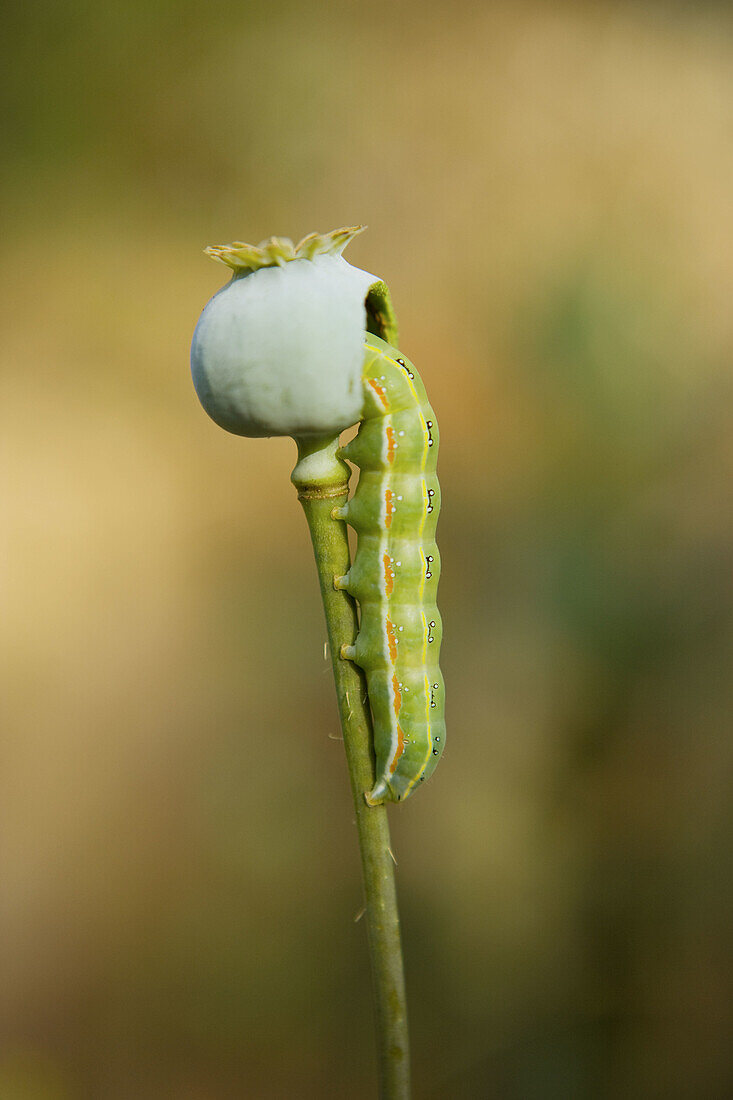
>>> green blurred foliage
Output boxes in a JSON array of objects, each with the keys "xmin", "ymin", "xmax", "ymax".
[{"xmin": 2, "ymin": 1, "xmax": 733, "ymax": 1097}]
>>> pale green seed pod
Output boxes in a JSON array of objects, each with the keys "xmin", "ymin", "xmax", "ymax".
[{"xmin": 191, "ymin": 227, "xmax": 389, "ymax": 439}]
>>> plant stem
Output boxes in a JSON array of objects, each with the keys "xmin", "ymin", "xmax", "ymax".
[{"xmin": 292, "ymin": 433, "xmax": 411, "ymax": 1100}]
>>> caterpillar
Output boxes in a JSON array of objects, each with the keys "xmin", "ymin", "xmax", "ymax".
[{"xmin": 333, "ymin": 334, "xmax": 445, "ymax": 805}]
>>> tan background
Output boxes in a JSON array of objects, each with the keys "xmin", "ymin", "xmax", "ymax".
[{"xmin": 2, "ymin": 2, "xmax": 732, "ymax": 1096}]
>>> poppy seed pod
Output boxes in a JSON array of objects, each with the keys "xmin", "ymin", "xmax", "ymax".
[{"xmin": 191, "ymin": 227, "xmax": 384, "ymax": 439}]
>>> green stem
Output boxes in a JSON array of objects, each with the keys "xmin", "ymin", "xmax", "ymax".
[{"xmin": 292, "ymin": 433, "xmax": 411, "ymax": 1100}]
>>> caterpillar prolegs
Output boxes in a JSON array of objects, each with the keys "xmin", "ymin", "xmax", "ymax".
[{"xmin": 333, "ymin": 335, "xmax": 445, "ymax": 805}]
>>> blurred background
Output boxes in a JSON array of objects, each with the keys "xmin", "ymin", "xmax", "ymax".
[{"xmin": 2, "ymin": 1, "xmax": 732, "ymax": 1096}]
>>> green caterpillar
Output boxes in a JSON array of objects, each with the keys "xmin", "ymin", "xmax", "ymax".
[{"xmin": 333, "ymin": 335, "xmax": 444, "ymax": 805}]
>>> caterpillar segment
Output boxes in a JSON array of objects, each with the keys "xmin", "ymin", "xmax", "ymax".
[{"xmin": 333, "ymin": 335, "xmax": 445, "ymax": 805}]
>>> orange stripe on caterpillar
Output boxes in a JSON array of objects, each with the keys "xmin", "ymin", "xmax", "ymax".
[
  {"xmin": 392, "ymin": 672, "xmax": 402, "ymax": 717},
  {"xmin": 385, "ymin": 424, "xmax": 397, "ymax": 463},
  {"xmin": 385, "ymin": 617, "xmax": 398, "ymax": 663},
  {"xmin": 389, "ymin": 725, "xmax": 406, "ymax": 774},
  {"xmin": 384, "ymin": 487, "xmax": 395, "ymax": 528},
  {"xmin": 367, "ymin": 378, "xmax": 389, "ymax": 411},
  {"xmin": 383, "ymin": 552, "xmax": 394, "ymax": 597},
  {"xmin": 389, "ymin": 672, "xmax": 406, "ymax": 773}
]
